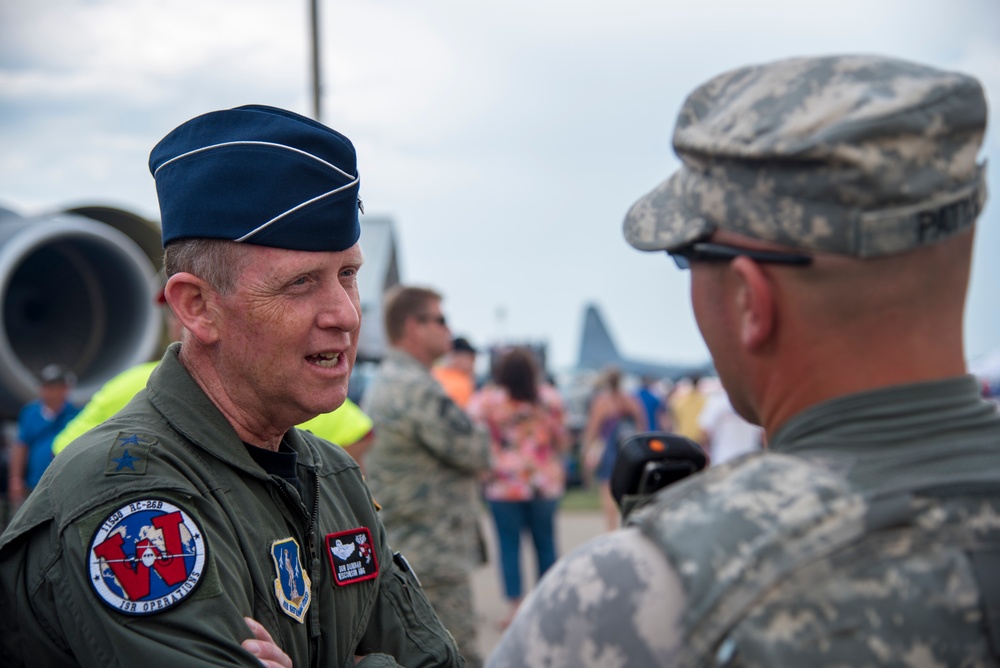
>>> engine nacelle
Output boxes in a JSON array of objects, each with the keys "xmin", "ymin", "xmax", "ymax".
[{"xmin": 0, "ymin": 206, "xmax": 162, "ymax": 420}]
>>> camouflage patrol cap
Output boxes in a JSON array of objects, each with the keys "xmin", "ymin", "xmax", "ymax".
[{"xmin": 623, "ymin": 55, "xmax": 988, "ymax": 258}]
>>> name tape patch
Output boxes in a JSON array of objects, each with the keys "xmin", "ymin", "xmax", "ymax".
[
  {"xmin": 326, "ymin": 527, "xmax": 378, "ymax": 586},
  {"xmin": 89, "ymin": 499, "xmax": 206, "ymax": 616}
]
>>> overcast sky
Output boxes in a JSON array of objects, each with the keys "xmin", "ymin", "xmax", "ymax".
[{"xmin": 2, "ymin": 0, "xmax": 998, "ymax": 371}]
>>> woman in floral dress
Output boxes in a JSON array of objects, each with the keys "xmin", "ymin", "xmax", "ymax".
[{"xmin": 467, "ymin": 347, "xmax": 569, "ymax": 628}]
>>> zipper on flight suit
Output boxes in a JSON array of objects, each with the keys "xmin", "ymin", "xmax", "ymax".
[
  {"xmin": 271, "ymin": 469, "xmax": 320, "ymax": 554},
  {"xmin": 273, "ymin": 469, "xmax": 323, "ymax": 665},
  {"xmin": 306, "ymin": 471, "xmax": 320, "ymax": 564},
  {"xmin": 305, "ymin": 470, "xmax": 322, "ymax": 661}
]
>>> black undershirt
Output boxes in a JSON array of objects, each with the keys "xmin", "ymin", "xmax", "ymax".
[{"xmin": 244, "ymin": 439, "xmax": 302, "ymax": 494}]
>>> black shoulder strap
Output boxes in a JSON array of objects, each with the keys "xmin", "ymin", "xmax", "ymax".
[{"xmin": 971, "ymin": 550, "xmax": 1000, "ymax": 659}]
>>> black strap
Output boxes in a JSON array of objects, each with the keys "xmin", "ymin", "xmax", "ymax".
[{"xmin": 970, "ymin": 549, "xmax": 1000, "ymax": 659}]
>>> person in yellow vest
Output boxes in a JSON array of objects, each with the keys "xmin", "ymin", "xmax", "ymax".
[
  {"xmin": 298, "ymin": 398, "xmax": 375, "ymax": 471},
  {"xmin": 51, "ymin": 361, "xmax": 158, "ymax": 457},
  {"xmin": 51, "ymin": 285, "xmax": 179, "ymax": 458}
]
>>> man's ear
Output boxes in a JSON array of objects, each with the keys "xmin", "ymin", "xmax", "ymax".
[
  {"xmin": 401, "ymin": 315, "xmax": 419, "ymax": 343},
  {"xmin": 730, "ymin": 257, "xmax": 775, "ymax": 351},
  {"xmin": 163, "ymin": 273, "xmax": 221, "ymax": 345}
]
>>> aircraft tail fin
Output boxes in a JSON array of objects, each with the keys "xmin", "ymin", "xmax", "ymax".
[{"xmin": 578, "ymin": 303, "xmax": 621, "ymax": 370}]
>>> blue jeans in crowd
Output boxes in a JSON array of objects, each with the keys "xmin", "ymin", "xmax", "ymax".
[{"xmin": 488, "ymin": 498, "xmax": 560, "ymax": 600}]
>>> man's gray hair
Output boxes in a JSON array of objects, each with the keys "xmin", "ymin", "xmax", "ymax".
[{"xmin": 163, "ymin": 238, "xmax": 250, "ymax": 293}]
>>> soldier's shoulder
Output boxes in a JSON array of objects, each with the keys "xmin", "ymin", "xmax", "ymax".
[
  {"xmin": 367, "ymin": 366, "xmax": 445, "ymax": 414},
  {"xmin": 633, "ymin": 451, "xmax": 856, "ymax": 545},
  {"xmin": 366, "ymin": 363, "xmax": 420, "ymax": 397},
  {"xmin": 650, "ymin": 450, "xmax": 846, "ymax": 506},
  {"xmin": 491, "ymin": 528, "xmax": 685, "ymax": 667}
]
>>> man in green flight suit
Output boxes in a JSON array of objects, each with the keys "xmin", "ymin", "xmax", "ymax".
[{"xmin": 0, "ymin": 104, "xmax": 463, "ymax": 667}]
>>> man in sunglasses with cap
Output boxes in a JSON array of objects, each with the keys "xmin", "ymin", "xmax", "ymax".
[
  {"xmin": 489, "ymin": 55, "xmax": 1000, "ymax": 667},
  {"xmin": 0, "ymin": 106, "xmax": 462, "ymax": 667},
  {"xmin": 363, "ymin": 285, "xmax": 492, "ymax": 668}
]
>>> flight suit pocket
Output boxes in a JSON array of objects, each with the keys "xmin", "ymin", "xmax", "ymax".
[{"xmin": 356, "ymin": 553, "xmax": 462, "ymax": 666}]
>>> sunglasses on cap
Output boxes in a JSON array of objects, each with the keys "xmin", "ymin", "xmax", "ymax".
[{"xmin": 668, "ymin": 242, "xmax": 813, "ymax": 270}]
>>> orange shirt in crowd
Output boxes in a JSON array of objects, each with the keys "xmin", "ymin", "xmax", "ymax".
[{"xmin": 433, "ymin": 366, "xmax": 475, "ymax": 409}]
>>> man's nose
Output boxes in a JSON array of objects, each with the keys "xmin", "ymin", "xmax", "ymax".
[{"xmin": 319, "ymin": 286, "xmax": 361, "ymax": 332}]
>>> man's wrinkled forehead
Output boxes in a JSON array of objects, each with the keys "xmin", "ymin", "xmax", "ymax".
[{"xmin": 234, "ymin": 240, "xmax": 365, "ymax": 282}]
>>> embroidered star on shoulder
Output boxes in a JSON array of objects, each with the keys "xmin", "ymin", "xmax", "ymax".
[{"xmin": 111, "ymin": 449, "xmax": 142, "ymax": 471}]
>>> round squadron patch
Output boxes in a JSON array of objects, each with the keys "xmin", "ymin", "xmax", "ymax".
[{"xmin": 88, "ymin": 499, "xmax": 207, "ymax": 616}]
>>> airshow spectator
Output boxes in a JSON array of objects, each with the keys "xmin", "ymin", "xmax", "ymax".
[
  {"xmin": 433, "ymin": 336, "xmax": 479, "ymax": 409},
  {"xmin": 467, "ymin": 347, "xmax": 569, "ymax": 629},
  {"xmin": 7, "ymin": 364, "xmax": 80, "ymax": 509}
]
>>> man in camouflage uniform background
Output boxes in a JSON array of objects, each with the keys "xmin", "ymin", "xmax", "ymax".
[
  {"xmin": 488, "ymin": 55, "xmax": 1000, "ymax": 667},
  {"xmin": 363, "ymin": 285, "xmax": 492, "ymax": 667}
]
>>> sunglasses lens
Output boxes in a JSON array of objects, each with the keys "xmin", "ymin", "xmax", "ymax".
[{"xmin": 670, "ymin": 252, "xmax": 691, "ymax": 269}]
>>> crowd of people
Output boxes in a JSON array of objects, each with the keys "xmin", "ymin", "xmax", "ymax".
[{"xmin": 2, "ymin": 52, "xmax": 999, "ymax": 668}]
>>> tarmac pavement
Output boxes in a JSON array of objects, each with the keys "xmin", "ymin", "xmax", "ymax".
[{"xmin": 471, "ymin": 508, "xmax": 606, "ymax": 660}]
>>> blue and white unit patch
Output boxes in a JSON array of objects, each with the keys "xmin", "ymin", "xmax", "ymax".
[
  {"xmin": 88, "ymin": 499, "xmax": 207, "ymax": 616},
  {"xmin": 271, "ymin": 537, "xmax": 312, "ymax": 622}
]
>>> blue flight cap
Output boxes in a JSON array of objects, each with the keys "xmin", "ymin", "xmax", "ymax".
[{"xmin": 149, "ymin": 104, "xmax": 362, "ymax": 251}]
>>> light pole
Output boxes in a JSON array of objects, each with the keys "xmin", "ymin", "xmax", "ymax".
[{"xmin": 309, "ymin": 0, "xmax": 322, "ymax": 121}]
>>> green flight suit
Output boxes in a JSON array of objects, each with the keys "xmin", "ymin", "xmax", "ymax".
[{"xmin": 0, "ymin": 344, "xmax": 462, "ymax": 667}]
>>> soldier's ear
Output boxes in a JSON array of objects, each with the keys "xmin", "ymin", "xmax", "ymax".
[
  {"xmin": 730, "ymin": 257, "xmax": 775, "ymax": 352},
  {"xmin": 402, "ymin": 314, "xmax": 422, "ymax": 341},
  {"xmin": 163, "ymin": 273, "xmax": 222, "ymax": 345}
]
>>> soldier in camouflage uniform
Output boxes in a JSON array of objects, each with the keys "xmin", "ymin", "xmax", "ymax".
[
  {"xmin": 488, "ymin": 55, "xmax": 1000, "ymax": 667},
  {"xmin": 363, "ymin": 286, "xmax": 492, "ymax": 667}
]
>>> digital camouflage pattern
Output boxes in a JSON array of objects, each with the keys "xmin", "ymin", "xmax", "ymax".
[
  {"xmin": 632, "ymin": 453, "xmax": 1000, "ymax": 667},
  {"xmin": 623, "ymin": 55, "xmax": 988, "ymax": 257},
  {"xmin": 485, "ymin": 376, "xmax": 1000, "ymax": 668},
  {"xmin": 363, "ymin": 347, "xmax": 491, "ymax": 666},
  {"xmin": 488, "ymin": 452, "xmax": 1000, "ymax": 668},
  {"xmin": 422, "ymin": 579, "xmax": 480, "ymax": 668},
  {"xmin": 363, "ymin": 348, "xmax": 491, "ymax": 579},
  {"xmin": 486, "ymin": 527, "xmax": 687, "ymax": 667}
]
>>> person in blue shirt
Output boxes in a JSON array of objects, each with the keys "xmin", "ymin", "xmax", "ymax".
[
  {"xmin": 635, "ymin": 375, "xmax": 667, "ymax": 432},
  {"xmin": 7, "ymin": 364, "xmax": 81, "ymax": 509}
]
